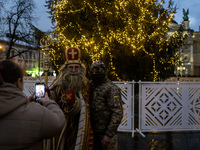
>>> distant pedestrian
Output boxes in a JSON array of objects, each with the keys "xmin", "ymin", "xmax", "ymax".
[
  {"xmin": 89, "ymin": 60, "xmax": 123, "ymax": 150},
  {"xmin": 0, "ymin": 59, "xmax": 66, "ymax": 150}
]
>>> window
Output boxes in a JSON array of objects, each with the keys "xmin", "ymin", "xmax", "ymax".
[
  {"xmin": 25, "ymin": 53, "xmax": 28, "ymax": 59},
  {"xmin": 29, "ymin": 52, "xmax": 32, "ymax": 59},
  {"xmin": 25, "ymin": 61, "xmax": 28, "ymax": 68}
]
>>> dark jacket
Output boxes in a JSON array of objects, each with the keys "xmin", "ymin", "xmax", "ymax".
[{"xmin": 0, "ymin": 82, "xmax": 66, "ymax": 150}]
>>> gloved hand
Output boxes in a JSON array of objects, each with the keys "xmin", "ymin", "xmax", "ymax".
[{"xmin": 65, "ymin": 89, "xmax": 75, "ymax": 105}]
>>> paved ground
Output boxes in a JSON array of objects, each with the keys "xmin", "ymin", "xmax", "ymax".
[{"xmin": 118, "ymin": 131, "xmax": 200, "ymax": 150}]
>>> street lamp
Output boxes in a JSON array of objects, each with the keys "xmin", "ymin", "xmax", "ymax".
[
  {"xmin": 0, "ymin": 44, "xmax": 3, "ymax": 60},
  {"xmin": 40, "ymin": 37, "xmax": 52, "ymax": 86}
]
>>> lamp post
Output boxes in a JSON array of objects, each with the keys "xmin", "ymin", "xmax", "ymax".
[{"xmin": 40, "ymin": 37, "xmax": 52, "ymax": 86}]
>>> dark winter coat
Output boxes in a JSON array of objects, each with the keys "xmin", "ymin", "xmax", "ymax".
[{"xmin": 0, "ymin": 82, "xmax": 65, "ymax": 150}]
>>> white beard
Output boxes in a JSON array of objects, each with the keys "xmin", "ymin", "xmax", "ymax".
[{"xmin": 56, "ymin": 64, "xmax": 87, "ymax": 94}]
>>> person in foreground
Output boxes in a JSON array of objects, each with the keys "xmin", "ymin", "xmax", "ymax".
[
  {"xmin": 48, "ymin": 47, "xmax": 94, "ymax": 149},
  {"xmin": 0, "ymin": 59, "xmax": 66, "ymax": 150},
  {"xmin": 89, "ymin": 60, "xmax": 123, "ymax": 150}
]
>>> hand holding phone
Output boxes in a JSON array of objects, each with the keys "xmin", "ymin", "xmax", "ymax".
[
  {"xmin": 35, "ymin": 83, "xmax": 45, "ymax": 103},
  {"xmin": 39, "ymin": 92, "xmax": 51, "ymax": 104},
  {"xmin": 27, "ymin": 92, "xmax": 35, "ymax": 102}
]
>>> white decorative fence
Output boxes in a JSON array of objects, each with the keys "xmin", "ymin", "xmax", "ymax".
[
  {"xmin": 23, "ymin": 80, "xmax": 52, "ymax": 97},
  {"xmin": 138, "ymin": 81, "xmax": 200, "ymax": 133},
  {"xmin": 23, "ymin": 80, "xmax": 200, "ymax": 137},
  {"xmin": 23, "ymin": 80, "xmax": 134, "ymax": 134},
  {"xmin": 114, "ymin": 81, "xmax": 135, "ymax": 133}
]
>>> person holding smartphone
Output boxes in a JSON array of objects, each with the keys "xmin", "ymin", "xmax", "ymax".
[{"xmin": 0, "ymin": 59, "xmax": 66, "ymax": 150}]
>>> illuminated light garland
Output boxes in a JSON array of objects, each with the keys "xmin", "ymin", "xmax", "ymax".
[{"xmin": 48, "ymin": 0, "xmax": 181, "ymax": 81}]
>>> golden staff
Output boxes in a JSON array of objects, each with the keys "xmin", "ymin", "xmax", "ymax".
[
  {"xmin": 40, "ymin": 36, "xmax": 53, "ymax": 150},
  {"xmin": 40, "ymin": 36, "xmax": 52, "ymax": 86}
]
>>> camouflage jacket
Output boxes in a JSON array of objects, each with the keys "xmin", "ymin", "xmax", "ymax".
[{"xmin": 90, "ymin": 78, "xmax": 123, "ymax": 137}]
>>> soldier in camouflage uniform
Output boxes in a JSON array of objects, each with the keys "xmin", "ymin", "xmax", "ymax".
[{"xmin": 89, "ymin": 60, "xmax": 123, "ymax": 150}]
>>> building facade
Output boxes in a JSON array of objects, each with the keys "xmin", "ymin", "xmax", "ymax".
[
  {"xmin": 0, "ymin": 37, "xmax": 44, "ymax": 77},
  {"xmin": 168, "ymin": 17, "xmax": 200, "ymax": 77},
  {"xmin": 178, "ymin": 23, "xmax": 200, "ymax": 77}
]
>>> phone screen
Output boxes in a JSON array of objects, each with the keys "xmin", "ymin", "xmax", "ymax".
[{"xmin": 35, "ymin": 83, "xmax": 45, "ymax": 102}]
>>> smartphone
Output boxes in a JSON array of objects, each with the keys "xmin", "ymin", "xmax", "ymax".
[{"xmin": 35, "ymin": 83, "xmax": 45, "ymax": 102}]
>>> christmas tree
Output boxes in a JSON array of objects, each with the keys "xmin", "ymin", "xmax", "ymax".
[{"xmin": 46, "ymin": 0, "xmax": 185, "ymax": 81}]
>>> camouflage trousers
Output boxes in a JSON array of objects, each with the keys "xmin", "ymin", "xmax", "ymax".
[{"xmin": 93, "ymin": 132, "xmax": 117, "ymax": 150}]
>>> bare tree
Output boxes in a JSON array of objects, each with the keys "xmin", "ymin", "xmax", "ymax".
[
  {"xmin": 1, "ymin": 0, "xmax": 38, "ymax": 59},
  {"xmin": 0, "ymin": 0, "xmax": 6, "ymax": 32}
]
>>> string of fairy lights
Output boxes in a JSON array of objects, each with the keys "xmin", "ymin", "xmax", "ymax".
[{"xmin": 49, "ymin": 0, "xmax": 184, "ymax": 81}]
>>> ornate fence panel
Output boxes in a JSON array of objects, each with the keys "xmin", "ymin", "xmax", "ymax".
[
  {"xmin": 23, "ymin": 80, "xmax": 52, "ymax": 97},
  {"xmin": 114, "ymin": 81, "xmax": 135, "ymax": 133},
  {"xmin": 23, "ymin": 80, "xmax": 135, "ymax": 133},
  {"xmin": 138, "ymin": 81, "xmax": 200, "ymax": 132}
]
